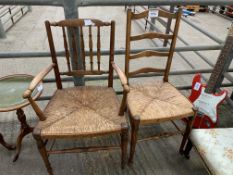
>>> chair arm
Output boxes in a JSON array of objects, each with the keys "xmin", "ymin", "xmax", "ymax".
[
  {"xmin": 111, "ymin": 61, "xmax": 130, "ymax": 93},
  {"xmin": 23, "ymin": 63, "xmax": 55, "ymax": 98}
]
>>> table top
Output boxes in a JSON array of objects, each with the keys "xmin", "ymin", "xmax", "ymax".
[{"xmin": 0, "ymin": 74, "xmax": 43, "ymax": 112}]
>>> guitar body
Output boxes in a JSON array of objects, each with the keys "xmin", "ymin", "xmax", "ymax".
[{"xmin": 189, "ymin": 74, "xmax": 227, "ymax": 128}]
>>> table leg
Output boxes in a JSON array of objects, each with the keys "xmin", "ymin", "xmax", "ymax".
[
  {"xmin": 13, "ymin": 108, "xmax": 33, "ymax": 162},
  {"xmin": 0, "ymin": 133, "xmax": 16, "ymax": 150}
]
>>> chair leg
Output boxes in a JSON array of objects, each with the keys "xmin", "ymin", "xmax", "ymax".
[
  {"xmin": 183, "ymin": 139, "xmax": 193, "ymax": 159},
  {"xmin": 128, "ymin": 115, "xmax": 140, "ymax": 164},
  {"xmin": 121, "ymin": 123, "xmax": 128, "ymax": 169},
  {"xmin": 33, "ymin": 135, "xmax": 53, "ymax": 175},
  {"xmin": 179, "ymin": 116, "xmax": 194, "ymax": 154}
]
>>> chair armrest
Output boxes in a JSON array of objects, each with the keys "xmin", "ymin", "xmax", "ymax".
[
  {"xmin": 23, "ymin": 63, "xmax": 55, "ymax": 98},
  {"xmin": 111, "ymin": 61, "xmax": 130, "ymax": 93}
]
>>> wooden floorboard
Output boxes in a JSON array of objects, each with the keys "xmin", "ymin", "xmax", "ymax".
[{"xmin": 0, "ymin": 116, "xmax": 210, "ymax": 175}]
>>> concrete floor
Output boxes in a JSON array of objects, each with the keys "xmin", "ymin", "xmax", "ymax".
[{"xmin": 0, "ymin": 6, "xmax": 233, "ymax": 175}]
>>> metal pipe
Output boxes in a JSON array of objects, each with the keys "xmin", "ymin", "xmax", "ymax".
[
  {"xmin": 0, "ymin": 44, "xmax": 223, "ymax": 59},
  {"xmin": 1, "ymin": 0, "xmax": 233, "ymax": 6},
  {"xmin": 43, "ymin": 68, "xmax": 233, "ymax": 83},
  {"xmin": 77, "ymin": 0, "xmax": 233, "ymax": 6},
  {"xmin": 0, "ymin": 0, "xmax": 63, "ymax": 6}
]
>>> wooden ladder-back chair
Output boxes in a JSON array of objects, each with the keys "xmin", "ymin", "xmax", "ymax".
[
  {"xmin": 124, "ymin": 8, "xmax": 197, "ymax": 163},
  {"xmin": 23, "ymin": 19, "xmax": 129, "ymax": 175}
]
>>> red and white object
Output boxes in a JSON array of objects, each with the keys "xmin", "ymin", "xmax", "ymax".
[{"xmin": 189, "ymin": 74, "xmax": 227, "ymax": 128}]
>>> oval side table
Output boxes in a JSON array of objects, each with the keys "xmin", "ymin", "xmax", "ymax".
[{"xmin": 0, "ymin": 74, "xmax": 43, "ymax": 162}]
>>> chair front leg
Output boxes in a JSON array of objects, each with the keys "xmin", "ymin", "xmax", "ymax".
[
  {"xmin": 33, "ymin": 134, "xmax": 53, "ymax": 175},
  {"xmin": 183, "ymin": 139, "xmax": 193, "ymax": 159},
  {"xmin": 128, "ymin": 115, "xmax": 140, "ymax": 164},
  {"xmin": 179, "ymin": 116, "xmax": 194, "ymax": 154},
  {"xmin": 121, "ymin": 123, "xmax": 129, "ymax": 169}
]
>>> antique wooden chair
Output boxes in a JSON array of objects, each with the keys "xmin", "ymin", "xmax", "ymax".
[
  {"xmin": 123, "ymin": 8, "xmax": 197, "ymax": 163},
  {"xmin": 23, "ymin": 19, "xmax": 129, "ymax": 175}
]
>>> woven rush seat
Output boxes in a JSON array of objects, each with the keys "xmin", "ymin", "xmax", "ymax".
[
  {"xmin": 35, "ymin": 86, "xmax": 126, "ymax": 138},
  {"xmin": 127, "ymin": 80, "xmax": 193, "ymax": 124}
]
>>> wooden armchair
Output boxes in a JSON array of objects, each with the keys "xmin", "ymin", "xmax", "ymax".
[
  {"xmin": 23, "ymin": 19, "xmax": 129, "ymax": 175},
  {"xmin": 124, "ymin": 8, "xmax": 197, "ymax": 163}
]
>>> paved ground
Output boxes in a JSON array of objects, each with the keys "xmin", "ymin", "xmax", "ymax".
[{"xmin": 0, "ymin": 6, "xmax": 233, "ymax": 175}]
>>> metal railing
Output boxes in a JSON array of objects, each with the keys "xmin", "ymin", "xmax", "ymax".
[{"xmin": 0, "ymin": 5, "xmax": 30, "ymax": 38}]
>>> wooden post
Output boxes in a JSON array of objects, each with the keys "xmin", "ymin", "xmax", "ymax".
[{"xmin": 206, "ymin": 27, "xmax": 233, "ymax": 93}]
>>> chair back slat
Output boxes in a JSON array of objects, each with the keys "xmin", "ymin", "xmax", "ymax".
[
  {"xmin": 158, "ymin": 9, "xmax": 178, "ymax": 19},
  {"xmin": 51, "ymin": 19, "xmax": 111, "ymax": 27},
  {"xmin": 131, "ymin": 10, "xmax": 149, "ymax": 19},
  {"xmin": 130, "ymin": 50, "xmax": 169, "ymax": 60},
  {"xmin": 45, "ymin": 19, "xmax": 115, "ymax": 87},
  {"xmin": 129, "ymin": 67, "xmax": 165, "ymax": 77},
  {"xmin": 60, "ymin": 70, "xmax": 108, "ymax": 76},
  {"xmin": 125, "ymin": 8, "xmax": 182, "ymax": 82},
  {"xmin": 97, "ymin": 26, "xmax": 101, "ymax": 71},
  {"xmin": 130, "ymin": 33, "xmax": 173, "ymax": 41},
  {"xmin": 62, "ymin": 26, "xmax": 71, "ymax": 72},
  {"xmin": 71, "ymin": 27, "xmax": 79, "ymax": 69},
  {"xmin": 80, "ymin": 26, "xmax": 86, "ymax": 70}
]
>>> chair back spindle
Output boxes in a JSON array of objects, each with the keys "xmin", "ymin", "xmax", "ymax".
[{"xmin": 45, "ymin": 19, "xmax": 115, "ymax": 88}]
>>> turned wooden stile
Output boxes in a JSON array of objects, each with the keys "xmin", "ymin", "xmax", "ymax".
[
  {"xmin": 71, "ymin": 27, "xmax": 79, "ymax": 70},
  {"xmin": 163, "ymin": 8, "xmax": 182, "ymax": 82},
  {"xmin": 125, "ymin": 9, "xmax": 132, "ymax": 83},
  {"xmin": 80, "ymin": 27, "xmax": 86, "ymax": 70},
  {"xmin": 62, "ymin": 26, "xmax": 71, "ymax": 72},
  {"xmin": 89, "ymin": 26, "xmax": 93, "ymax": 71},
  {"xmin": 108, "ymin": 21, "xmax": 115, "ymax": 88},
  {"xmin": 97, "ymin": 26, "xmax": 101, "ymax": 71},
  {"xmin": 45, "ymin": 21, "xmax": 62, "ymax": 89}
]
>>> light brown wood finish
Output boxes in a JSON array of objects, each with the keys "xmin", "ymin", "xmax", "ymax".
[
  {"xmin": 45, "ymin": 21, "xmax": 62, "ymax": 89},
  {"xmin": 23, "ymin": 64, "xmax": 54, "ymax": 98},
  {"xmin": 128, "ymin": 67, "xmax": 166, "ymax": 77},
  {"xmin": 24, "ymin": 18, "xmax": 128, "ymax": 174},
  {"xmin": 111, "ymin": 62, "xmax": 129, "ymax": 115},
  {"xmin": 124, "ymin": 8, "xmax": 195, "ymax": 163},
  {"xmin": 130, "ymin": 50, "xmax": 169, "ymax": 59},
  {"xmin": 97, "ymin": 26, "xmax": 101, "ymax": 71},
  {"xmin": 89, "ymin": 26, "xmax": 94, "ymax": 71},
  {"xmin": 51, "ymin": 19, "xmax": 111, "ymax": 27},
  {"xmin": 130, "ymin": 32, "xmax": 173, "ymax": 41},
  {"xmin": 62, "ymin": 26, "xmax": 71, "ymax": 72},
  {"xmin": 60, "ymin": 70, "xmax": 108, "ymax": 76},
  {"xmin": 108, "ymin": 21, "xmax": 115, "ymax": 88},
  {"xmin": 80, "ymin": 27, "xmax": 86, "ymax": 70},
  {"xmin": 164, "ymin": 8, "xmax": 182, "ymax": 82}
]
